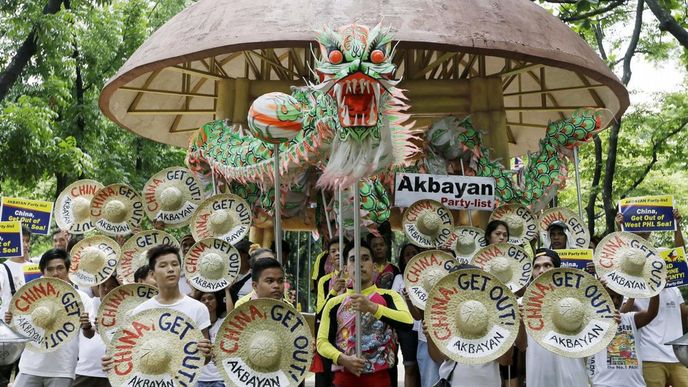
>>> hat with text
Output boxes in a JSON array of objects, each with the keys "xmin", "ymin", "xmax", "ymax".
[
  {"xmin": 403, "ymin": 250, "xmax": 457, "ymax": 310},
  {"xmin": 143, "ymin": 167, "xmax": 204, "ymax": 228},
  {"xmin": 489, "ymin": 204, "xmax": 538, "ymax": 245},
  {"xmin": 68, "ymin": 235, "xmax": 121, "ymax": 288},
  {"xmin": 402, "ymin": 200, "xmax": 454, "ymax": 248},
  {"xmin": 538, "ymin": 207, "xmax": 590, "ymax": 249},
  {"xmin": 441, "ymin": 226, "xmax": 487, "ymax": 263},
  {"xmin": 96, "ymin": 283, "xmax": 158, "ymax": 346},
  {"xmin": 117, "ymin": 230, "xmax": 180, "ymax": 284},
  {"xmin": 191, "ymin": 193, "xmax": 252, "ymax": 246},
  {"xmin": 9, "ymin": 278, "xmax": 84, "ymax": 353},
  {"xmin": 522, "ymin": 268, "xmax": 618, "ymax": 358},
  {"xmin": 184, "ymin": 238, "xmax": 241, "ymax": 292},
  {"xmin": 214, "ymin": 299, "xmax": 313, "ymax": 387},
  {"xmin": 106, "ymin": 308, "xmax": 204, "ymax": 387},
  {"xmin": 55, "ymin": 179, "xmax": 104, "ymax": 234},
  {"xmin": 593, "ymin": 231, "xmax": 666, "ymax": 298},
  {"xmin": 425, "ymin": 269, "xmax": 520, "ymax": 365},
  {"xmin": 471, "ymin": 243, "xmax": 532, "ymax": 293},
  {"xmin": 90, "ymin": 184, "xmax": 145, "ymax": 236}
]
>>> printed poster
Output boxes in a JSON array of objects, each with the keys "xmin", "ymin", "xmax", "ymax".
[
  {"xmin": 618, "ymin": 195, "xmax": 675, "ymax": 233},
  {"xmin": 0, "ymin": 197, "xmax": 54, "ymax": 236},
  {"xmin": 556, "ymin": 249, "xmax": 593, "ymax": 270},
  {"xmin": 661, "ymin": 247, "xmax": 688, "ymax": 288},
  {"xmin": 0, "ymin": 221, "xmax": 23, "ymax": 259}
]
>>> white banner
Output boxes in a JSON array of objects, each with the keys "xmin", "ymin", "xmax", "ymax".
[{"xmin": 394, "ymin": 173, "xmax": 496, "ymax": 211}]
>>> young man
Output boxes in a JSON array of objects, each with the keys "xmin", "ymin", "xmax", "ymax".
[
  {"xmin": 4, "ymin": 249, "xmax": 92, "ymax": 387},
  {"xmin": 547, "ymin": 222, "xmax": 568, "ymax": 250},
  {"xmin": 51, "ymin": 229, "xmax": 70, "ymax": 251},
  {"xmin": 516, "ymin": 248, "xmax": 588, "ymax": 387},
  {"xmin": 317, "ymin": 241, "xmax": 413, "ymax": 387},
  {"xmin": 235, "ymin": 256, "xmax": 286, "ymax": 307},
  {"xmin": 589, "ymin": 285, "xmax": 659, "ymax": 387},
  {"xmin": 227, "ymin": 239, "xmax": 253, "ymax": 304},
  {"xmin": 133, "ymin": 264, "xmax": 156, "ymax": 286}
]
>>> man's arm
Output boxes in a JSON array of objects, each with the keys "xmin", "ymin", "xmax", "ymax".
[
  {"xmin": 620, "ymin": 298, "xmax": 638, "ymax": 313},
  {"xmin": 634, "ymin": 294, "xmax": 660, "ymax": 329},
  {"xmin": 674, "ymin": 209, "xmax": 684, "ymax": 248}
]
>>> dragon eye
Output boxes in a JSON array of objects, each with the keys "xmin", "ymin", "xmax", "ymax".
[
  {"xmin": 370, "ymin": 49, "xmax": 385, "ymax": 64},
  {"xmin": 328, "ymin": 49, "xmax": 343, "ymax": 64}
]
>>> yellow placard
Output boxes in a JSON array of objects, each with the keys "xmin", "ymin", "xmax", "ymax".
[
  {"xmin": 0, "ymin": 221, "xmax": 21, "ymax": 233},
  {"xmin": 1, "ymin": 197, "xmax": 53, "ymax": 212},
  {"xmin": 555, "ymin": 249, "xmax": 594, "ymax": 260},
  {"xmin": 619, "ymin": 195, "xmax": 673, "ymax": 207}
]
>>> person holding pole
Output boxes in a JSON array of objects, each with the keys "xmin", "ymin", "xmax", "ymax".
[{"xmin": 317, "ymin": 240, "xmax": 414, "ymax": 387}]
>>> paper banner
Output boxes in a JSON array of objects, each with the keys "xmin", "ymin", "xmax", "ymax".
[
  {"xmin": 618, "ymin": 195, "xmax": 675, "ymax": 232},
  {"xmin": 1, "ymin": 197, "xmax": 54, "ymax": 236}
]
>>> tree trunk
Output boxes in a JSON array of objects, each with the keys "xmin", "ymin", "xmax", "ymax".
[
  {"xmin": 0, "ymin": 0, "xmax": 64, "ymax": 104},
  {"xmin": 645, "ymin": 0, "xmax": 688, "ymax": 50}
]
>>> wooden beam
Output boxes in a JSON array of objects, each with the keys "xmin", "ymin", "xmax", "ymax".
[
  {"xmin": 504, "ymin": 106, "xmax": 582, "ymax": 112},
  {"xmin": 503, "ymin": 84, "xmax": 607, "ymax": 97},
  {"xmin": 498, "ymin": 63, "xmax": 542, "ymax": 77},
  {"xmin": 119, "ymin": 86, "xmax": 216, "ymax": 98},
  {"xmin": 129, "ymin": 109, "xmax": 215, "ymax": 115},
  {"xmin": 506, "ymin": 121, "xmax": 546, "ymax": 128},
  {"xmin": 167, "ymin": 66, "xmax": 223, "ymax": 80}
]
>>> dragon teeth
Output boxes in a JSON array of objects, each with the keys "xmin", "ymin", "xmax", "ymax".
[
  {"xmin": 365, "ymin": 81, "xmax": 370, "ymax": 94},
  {"xmin": 373, "ymin": 83, "xmax": 380, "ymax": 104},
  {"xmin": 343, "ymin": 108, "xmax": 350, "ymax": 125},
  {"xmin": 359, "ymin": 79, "xmax": 365, "ymax": 94},
  {"xmin": 368, "ymin": 100, "xmax": 376, "ymax": 125},
  {"xmin": 346, "ymin": 80, "xmax": 352, "ymax": 93},
  {"xmin": 335, "ymin": 83, "xmax": 343, "ymax": 105}
]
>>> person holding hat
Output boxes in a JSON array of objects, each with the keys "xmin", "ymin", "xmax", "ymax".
[
  {"xmin": 547, "ymin": 221, "xmax": 569, "ymax": 250},
  {"xmin": 194, "ymin": 290, "xmax": 227, "ymax": 387},
  {"xmin": 179, "ymin": 234, "xmax": 196, "ymax": 296},
  {"xmin": 4, "ymin": 248, "xmax": 93, "ymax": 387},
  {"xmin": 515, "ymin": 248, "xmax": 588, "ymax": 387},
  {"xmin": 317, "ymin": 240, "xmax": 414, "ymax": 387},
  {"xmin": 73, "ymin": 274, "xmax": 122, "ymax": 387},
  {"xmin": 234, "ymin": 255, "xmax": 287, "ymax": 307},
  {"xmin": 227, "ymin": 239, "xmax": 254, "ymax": 305},
  {"xmin": 588, "ymin": 280, "xmax": 660, "ymax": 387}
]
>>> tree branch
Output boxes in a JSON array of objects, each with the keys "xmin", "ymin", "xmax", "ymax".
[
  {"xmin": 561, "ymin": 0, "xmax": 627, "ymax": 22},
  {"xmin": 0, "ymin": 0, "xmax": 64, "ymax": 104},
  {"xmin": 620, "ymin": 120, "xmax": 688, "ymax": 198},
  {"xmin": 586, "ymin": 135, "xmax": 603, "ymax": 236},
  {"xmin": 645, "ymin": 0, "xmax": 688, "ymax": 50}
]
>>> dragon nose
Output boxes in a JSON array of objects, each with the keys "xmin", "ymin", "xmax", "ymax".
[{"xmin": 348, "ymin": 58, "xmax": 361, "ymax": 72}]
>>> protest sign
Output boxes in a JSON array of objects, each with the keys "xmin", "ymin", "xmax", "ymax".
[
  {"xmin": 23, "ymin": 263, "xmax": 41, "ymax": 283},
  {"xmin": 618, "ymin": 195, "xmax": 675, "ymax": 232},
  {"xmin": 661, "ymin": 247, "xmax": 688, "ymax": 288},
  {"xmin": 0, "ymin": 221, "xmax": 23, "ymax": 259},
  {"xmin": 394, "ymin": 172, "xmax": 495, "ymax": 210},
  {"xmin": 0, "ymin": 197, "xmax": 53, "ymax": 236},
  {"xmin": 557, "ymin": 249, "xmax": 594, "ymax": 270}
]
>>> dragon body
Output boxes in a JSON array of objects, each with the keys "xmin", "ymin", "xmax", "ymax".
[{"xmin": 186, "ymin": 23, "xmax": 609, "ymax": 226}]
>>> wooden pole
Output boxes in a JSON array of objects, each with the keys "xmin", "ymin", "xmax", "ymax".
[
  {"xmin": 274, "ymin": 145, "xmax": 282, "ymax": 263},
  {"xmin": 353, "ymin": 181, "xmax": 362, "ymax": 357}
]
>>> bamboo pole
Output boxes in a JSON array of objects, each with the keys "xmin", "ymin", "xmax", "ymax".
[{"xmin": 353, "ymin": 181, "xmax": 362, "ymax": 357}]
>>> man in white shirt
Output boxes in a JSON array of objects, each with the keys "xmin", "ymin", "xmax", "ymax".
[
  {"xmin": 102, "ymin": 244, "xmax": 212, "ymax": 371},
  {"xmin": 4, "ymin": 248, "xmax": 92, "ymax": 387},
  {"xmin": 516, "ymin": 248, "xmax": 588, "ymax": 387}
]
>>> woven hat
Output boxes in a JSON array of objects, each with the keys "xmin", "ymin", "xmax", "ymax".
[
  {"xmin": 489, "ymin": 204, "xmax": 538, "ymax": 245},
  {"xmin": 97, "ymin": 283, "xmax": 158, "ymax": 346},
  {"xmin": 538, "ymin": 207, "xmax": 590, "ymax": 249},
  {"xmin": 191, "ymin": 193, "xmax": 252, "ymax": 246},
  {"xmin": 441, "ymin": 227, "xmax": 487, "ymax": 263},
  {"xmin": 117, "ymin": 230, "xmax": 179, "ymax": 284},
  {"xmin": 214, "ymin": 299, "xmax": 313, "ymax": 387},
  {"xmin": 9, "ymin": 278, "xmax": 84, "ymax": 353},
  {"xmin": 184, "ymin": 238, "xmax": 241, "ymax": 292},
  {"xmin": 593, "ymin": 231, "xmax": 666, "ymax": 298},
  {"xmin": 107, "ymin": 308, "xmax": 205, "ymax": 386},
  {"xmin": 68, "ymin": 236, "xmax": 121, "ymax": 288},
  {"xmin": 471, "ymin": 243, "xmax": 532, "ymax": 293},
  {"xmin": 143, "ymin": 167, "xmax": 204, "ymax": 228},
  {"xmin": 403, "ymin": 250, "xmax": 457, "ymax": 310},
  {"xmin": 90, "ymin": 184, "xmax": 145, "ymax": 236},
  {"xmin": 54, "ymin": 179, "xmax": 104, "ymax": 234},
  {"xmin": 522, "ymin": 268, "xmax": 618, "ymax": 358},
  {"xmin": 402, "ymin": 200, "xmax": 454, "ymax": 248},
  {"xmin": 425, "ymin": 269, "xmax": 520, "ymax": 364}
]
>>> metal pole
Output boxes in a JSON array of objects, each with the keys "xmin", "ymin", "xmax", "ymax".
[
  {"xmin": 321, "ymin": 190, "xmax": 332, "ymax": 240},
  {"xmin": 307, "ymin": 233, "xmax": 312, "ymax": 312},
  {"xmin": 573, "ymin": 147, "xmax": 584, "ymax": 219},
  {"xmin": 296, "ymin": 231, "xmax": 301, "ymax": 311},
  {"xmin": 353, "ymin": 181, "xmax": 362, "ymax": 357},
  {"xmin": 274, "ymin": 146, "xmax": 283, "ymax": 263},
  {"xmin": 211, "ymin": 168, "xmax": 219, "ymax": 195},
  {"xmin": 460, "ymin": 160, "xmax": 473, "ymax": 226},
  {"xmin": 338, "ymin": 187, "xmax": 345, "ymax": 271}
]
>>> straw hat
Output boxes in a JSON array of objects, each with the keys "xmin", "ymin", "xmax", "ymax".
[
  {"xmin": 441, "ymin": 226, "xmax": 487, "ymax": 263},
  {"xmin": 403, "ymin": 250, "xmax": 457, "ymax": 310},
  {"xmin": 96, "ymin": 283, "xmax": 158, "ymax": 346},
  {"xmin": 107, "ymin": 308, "xmax": 205, "ymax": 386},
  {"xmin": 191, "ymin": 193, "xmax": 252, "ymax": 246},
  {"xmin": 538, "ymin": 207, "xmax": 590, "ymax": 249},
  {"xmin": 184, "ymin": 238, "xmax": 241, "ymax": 292},
  {"xmin": 54, "ymin": 179, "xmax": 104, "ymax": 234},
  {"xmin": 90, "ymin": 184, "xmax": 145, "ymax": 236},
  {"xmin": 522, "ymin": 268, "xmax": 618, "ymax": 358},
  {"xmin": 425, "ymin": 269, "xmax": 520, "ymax": 365},
  {"xmin": 68, "ymin": 236, "xmax": 121, "ymax": 288},
  {"xmin": 143, "ymin": 167, "xmax": 204, "ymax": 228},
  {"xmin": 9, "ymin": 278, "xmax": 84, "ymax": 353},
  {"xmin": 489, "ymin": 204, "xmax": 538, "ymax": 245},
  {"xmin": 402, "ymin": 200, "xmax": 454, "ymax": 248},
  {"xmin": 471, "ymin": 243, "xmax": 532, "ymax": 293},
  {"xmin": 117, "ymin": 230, "xmax": 179, "ymax": 284},
  {"xmin": 593, "ymin": 231, "xmax": 666, "ymax": 298},
  {"xmin": 214, "ymin": 299, "xmax": 313, "ymax": 387}
]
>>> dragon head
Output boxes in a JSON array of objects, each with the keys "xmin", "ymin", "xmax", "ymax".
[{"xmin": 314, "ymin": 23, "xmax": 398, "ymax": 141}]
